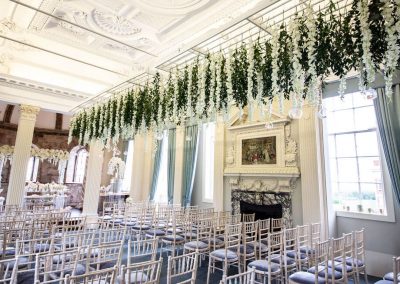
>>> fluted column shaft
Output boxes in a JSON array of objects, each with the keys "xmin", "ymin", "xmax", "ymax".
[
  {"xmin": 82, "ymin": 140, "xmax": 104, "ymax": 217},
  {"xmin": 173, "ymin": 126, "xmax": 185, "ymax": 204},
  {"xmin": 7, "ymin": 105, "xmax": 40, "ymax": 206}
]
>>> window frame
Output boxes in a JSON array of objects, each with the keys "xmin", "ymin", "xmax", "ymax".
[
  {"xmin": 323, "ymin": 92, "xmax": 396, "ymax": 222},
  {"xmin": 26, "ymin": 156, "xmax": 40, "ymax": 182},
  {"xmin": 65, "ymin": 146, "xmax": 88, "ymax": 184}
]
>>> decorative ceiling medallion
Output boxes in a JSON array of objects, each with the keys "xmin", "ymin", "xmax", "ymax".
[
  {"xmin": 131, "ymin": 0, "xmax": 211, "ymax": 16},
  {"xmin": 91, "ymin": 9, "xmax": 141, "ymax": 37}
]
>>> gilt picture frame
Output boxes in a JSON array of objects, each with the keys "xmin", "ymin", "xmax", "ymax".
[{"xmin": 241, "ymin": 136, "xmax": 277, "ymax": 165}]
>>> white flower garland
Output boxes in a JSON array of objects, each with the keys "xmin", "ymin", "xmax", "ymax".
[
  {"xmin": 256, "ymin": 71, "xmax": 264, "ymax": 119},
  {"xmin": 215, "ymin": 53, "xmax": 222, "ymax": 119},
  {"xmin": 247, "ymin": 38, "xmax": 255, "ymax": 120},
  {"xmin": 290, "ymin": 17, "xmax": 305, "ymax": 109},
  {"xmin": 225, "ymin": 49, "xmax": 234, "ymax": 121},
  {"xmin": 196, "ymin": 59, "xmax": 207, "ymax": 120},
  {"xmin": 172, "ymin": 69, "xmax": 179, "ymax": 124},
  {"xmin": 382, "ymin": 0, "xmax": 400, "ymax": 99},
  {"xmin": 270, "ymin": 27, "xmax": 280, "ymax": 113},
  {"xmin": 305, "ymin": 2, "xmax": 319, "ymax": 106},
  {"xmin": 186, "ymin": 64, "xmax": 193, "ymax": 120},
  {"xmin": 359, "ymin": 0, "xmax": 375, "ymax": 90},
  {"xmin": 208, "ymin": 55, "xmax": 216, "ymax": 120}
]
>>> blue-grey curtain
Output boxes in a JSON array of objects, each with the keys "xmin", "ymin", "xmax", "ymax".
[
  {"xmin": 374, "ymin": 85, "xmax": 400, "ymax": 206},
  {"xmin": 149, "ymin": 139, "xmax": 163, "ymax": 201},
  {"xmin": 182, "ymin": 125, "xmax": 200, "ymax": 207},
  {"xmin": 167, "ymin": 129, "xmax": 176, "ymax": 204}
]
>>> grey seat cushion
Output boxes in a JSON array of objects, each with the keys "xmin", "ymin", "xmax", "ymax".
[
  {"xmin": 184, "ymin": 241, "xmax": 208, "ymax": 250},
  {"xmin": 146, "ymin": 229, "xmax": 166, "ymax": 237},
  {"xmin": 384, "ymin": 272, "xmax": 400, "ymax": 281},
  {"xmin": 232, "ymin": 245, "xmax": 254, "ymax": 255},
  {"xmin": 248, "ymin": 260, "xmax": 280, "ymax": 273},
  {"xmin": 286, "ymin": 250, "xmax": 308, "ymax": 260},
  {"xmin": 210, "ymin": 249, "xmax": 238, "ymax": 261},
  {"xmin": 308, "ymin": 265, "xmax": 343, "ymax": 279},
  {"xmin": 5, "ymin": 257, "xmax": 29, "ymax": 269},
  {"xmin": 374, "ymin": 281, "xmax": 394, "ymax": 284},
  {"xmin": 132, "ymin": 225, "xmax": 150, "ymax": 231},
  {"xmin": 0, "ymin": 248, "xmax": 15, "ymax": 256},
  {"xmin": 271, "ymin": 254, "xmax": 296, "ymax": 266},
  {"xmin": 299, "ymin": 246, "xmax": 316, "ymax": 255},
  {"xmin": 163, "ymin": 235, "xmax": 184, "ymax": 242},
  {"xmin": 203, "ymin": 238, "xmax": 223, "ymax": 246},
  {"xmin": 335, "ymin": 257, "xmax": 364, "ymax": 267},
  {"xmin": 327, "ymin": 260, "xmax": 353, "ymax": 273},
  {"xmin": 288, "ymin": 271, "xmax": 326, "ymax": 284}
]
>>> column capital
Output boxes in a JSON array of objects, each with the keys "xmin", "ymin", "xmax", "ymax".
[{"xmin": 19, "ymin": 104, "xmax": 40, "ymax": 121}]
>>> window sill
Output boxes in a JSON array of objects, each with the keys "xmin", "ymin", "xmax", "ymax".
[
  {"xmin": 201, "ymin": 199, "xmax": 214, "ymax": 204},
  {"xmin": 335, "ymin": 210, "xmax": 395, "ymax": 222}
]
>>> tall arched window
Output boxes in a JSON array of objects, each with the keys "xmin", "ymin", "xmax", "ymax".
[
  {"xmin": 26, "ymin": 156, "xmax": 40, "ymax": 182},
  {"xmin": 66, "ymin": 146, "xmax": 88, "ymax": 183}
]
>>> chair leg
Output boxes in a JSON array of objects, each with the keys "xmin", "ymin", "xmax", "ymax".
[
  {"xmin": 206, "ymin": 257, "xmax": 212, "ymax": 284},
  {"xmin": 363, "ymin": 270, "xmax": 368, "ymax": 284}
]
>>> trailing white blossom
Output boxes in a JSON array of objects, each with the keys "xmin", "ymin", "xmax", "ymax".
[
  {"xmin": 224, "ymin": 49, "xmax": 234, "ymax": 121},
  {"xmin": 172, "ymin": 69, "xmax": 179, "ymax": 124},
  {"xmin": 305, "ymin": 2, "xmax": 319, "ymax": 106},
  {"xmin": 247, "ymin": 38, "xmax": 255, "ymax": 120},
  {"xmin": 215, "ymin": 53, "xmax": 222, "ymax": 118},
  {"xmin": 359, "ymin": 0, "xmax": 375, "ymax": 90},
  {"xmin": 196, "ymin": 59, "xmax": 208, "ymax": 120},
  {"xmin": 186, "ymin": 64, "xmax": 193, "ymax": 120},
  {"xmin": 208, "ymin": 55, "xmax": 216, "ymax": 119},
  {"xmin": 339, "ymin": 77, "xmax": 347, "ymax": 99},
  {"xmin": 113, "ymin": 97, "xmax": 121, "ymax": 145},
  {"xmin": 256, "ymin": 71, "xmax": 264, "ymax": 118},
  {"xmin": 382, "ymin": 0, "xmax": 400, "ymax": 99},
  {"xmin": 270, "ymin": 27, "xmax": 280, "ymax": 112},
  {"xmin": 290, "ymin": 17, "xmax": 305, "ymax": 109}
]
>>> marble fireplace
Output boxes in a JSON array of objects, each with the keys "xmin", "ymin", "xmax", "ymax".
[{"xmin": 224, "ymin": 112, "xmax": 300, "ymax": 225}]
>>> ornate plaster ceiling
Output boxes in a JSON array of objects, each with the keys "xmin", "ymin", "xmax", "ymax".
[{"xmin": 0, "ymin": 0, "xmax": 276, "ymax": 113}]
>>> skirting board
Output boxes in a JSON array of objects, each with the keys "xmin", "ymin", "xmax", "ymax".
[{"xmin": 366, "ymin": 250, "xmax": 395, "ymax": 277}]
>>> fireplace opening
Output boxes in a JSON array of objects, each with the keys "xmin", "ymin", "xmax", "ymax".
[{"xmin": 240, "ymin": 200, "xmax": 283, "ymax": 221}]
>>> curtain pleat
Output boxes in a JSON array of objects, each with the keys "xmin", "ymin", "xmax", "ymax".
[
  {"xmin": 167, "ymin": 129, "xmax": 176, "ymax": 204},
  {"xmin": 374, "ymin": 85, "xmax": 400, "ymax": 206},
  {"xmin": 149, "ymin": 139, "xmax": 163, "ymax": 201},
  {"xmin": 181, "ymin": 125, "xmax": 200, "ymax": 207}
]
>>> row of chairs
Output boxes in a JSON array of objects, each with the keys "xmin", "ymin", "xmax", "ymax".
[{"xmin": 375, "ymin": 256, "xmax": 400, "ymax": 284}]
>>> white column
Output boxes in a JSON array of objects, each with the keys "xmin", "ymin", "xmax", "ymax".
[
  {"xmin": 7, "ymin": 104, "xmax": 40, "ymax": 206},
  {"xmin": 173, "ymin": 126, "xmax": 185, "ymax": 205},
  {"xmin": 141, "ymin": 132, "xmax": 154, "ymax": 200},
  {"xmin": 213, "ymin": 119, "xmax": 225, "ymax": 211},
  {"xmin": 82, "ymin": 140, "xmax": 104, "ymax": 219},
  {"xmin": 298, "ymin": 104, "xmax": 327, "ymax": 238},
  {"xmin": 129, "ymin": 134, "xmax": 145, "ymax": 201}
]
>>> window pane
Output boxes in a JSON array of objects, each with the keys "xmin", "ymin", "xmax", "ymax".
[
  {"xmin": 329, "ymin": 109, "xmax": 355, "ymax": 133},
  {"xmin": 335, "ymin": 134, "xmax": 356, "ymax": 157},
  {"xmin": 355, "ymin": 131, "xmax": 379, "ymax": 156},
  {"xmin": 26, "ymin": 157, "xmax": 34, "ymax": 182},
  {"xmin": 354, "ymin": 106, "xmax": 376, "ymax": 131},
  {"xmin": 337, "ymin": 158, "xmax": 358, "ymax": 182},
  {"xmin": 329, "ymin": 158, "xmax": 338, "ymax": 182},
  {"xmin": 358, "ymin": 157, "xmax": 382, "ymax": 183},
  {"xmin": 352, "ymin": 93, "xmax": 373, "ymax": 108}
]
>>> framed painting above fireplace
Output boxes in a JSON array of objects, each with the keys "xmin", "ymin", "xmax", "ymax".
[{"xmin": 241, "ymin": 136, "xmax": 277, "ymax": 165}]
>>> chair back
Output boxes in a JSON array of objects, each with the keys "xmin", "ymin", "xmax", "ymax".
[
  {"xmin": 393, "ymin": 256, "xmax": 400, "ymax": 284},
  {"xmin": 128, "ymin": 238, "xmax": 158, "ymax": 265},
  {"xmin": 219, "ymin": 267, "xmax": 255, "ymax": 284},
  {"xmin": 242, "ymin": 213, "xmax": 255, "ymax": 223},
  {"xmin": 64, "ymin": 266, "xmax": 118, "ymax": 283},
  {"xmin": 271, "ymin": 218, "xmax": 283, "ymax": 232},
  {"xmin": 167, "ymin": 251, "xmax": 199, "ymax": 284},
  {"xmin": 0, "ymin": 257, "xmax": 19, "ymax": 284},
  {"xmin": 330, "ymin": 236, "xmax": 347, "ymax": 282},
  {"xmin": 353, "ymin": 229, "xmax": 366, "ymax": 266},
  {"xmin": 120, "ymin": 258, "xmax": 163, "ymax": 284}
]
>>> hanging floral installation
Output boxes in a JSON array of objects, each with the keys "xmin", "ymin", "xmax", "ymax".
[
  {"xmin": 69, "ymin": 0, "xmax": 400, "ymax": 147},
  {"xmin": 0, "ymin": 145, "xmax": 70, "ymax": 185},
  {"xmin": 107, "ymin": 157, "xmax": 126, "ymax": 179}
]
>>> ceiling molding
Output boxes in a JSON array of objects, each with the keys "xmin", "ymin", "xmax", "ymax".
[{"xmin": 0, "ymin": 74, "xmax": 91, "ymax": 101}]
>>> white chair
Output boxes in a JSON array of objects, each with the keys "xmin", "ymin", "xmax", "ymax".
[
  {"xmin": 0, "ymin": 257, "xmax": 19, "ymax": 284},
  {"xmin": 219, "ymin": 267, "xmax": 256, "ymax": 284},
  {"xmin": 247, "ymin": 231, "xmax": 283, "ymax": 284},
  {"xmin": 378, "ymin": 256, "xmax": 400, "ymax": 284},
  {"xmin": 352, "ymin": 229, "xmax": 368, "ymax": 284},
  {"xmin": 207, "ymin": 223, "xmax": 242, "ymax": 284},
  {"xmin": 119, "ymin": 258, "xmax": 163, "ymax": 284},
  {"xmin": 166, "ymin": 251, "xmax": 199, "ymax": 284},
  {"xmin": 271, "ymin": 218, "xmax": 284, "ymax": 232},
  {"xmin": 79, "ymin": 241, "xmax": 123, "ymax": 272},
  {"xmin": 289, "ymin": 240, "xmax": 330, "ymax": 284},
  {"xmin": 256, "ymin": 219, "xmax": 270, "ymax": 259},
  {"xmin": 239, "ymin": 222, "xmax": 258, "ymax": 271},
  {"xmin": 64, "ymin": 265, "xmax": 118, "ymax": 283}
]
